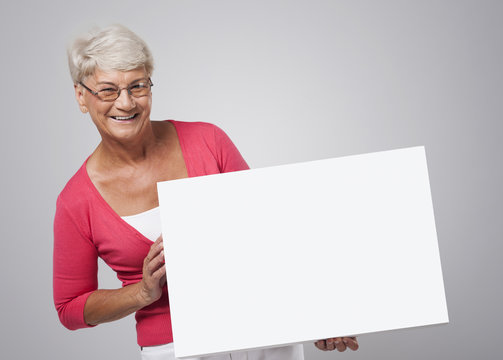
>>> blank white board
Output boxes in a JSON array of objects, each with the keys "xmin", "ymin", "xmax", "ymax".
[{"xmin": 157, "ymin": 146, "xmax": 448, "ymax": 358}]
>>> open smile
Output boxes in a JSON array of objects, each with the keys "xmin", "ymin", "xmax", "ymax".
[{"xmin": 110, "ymin": 114, "xmax": 138, "ymax": 121}]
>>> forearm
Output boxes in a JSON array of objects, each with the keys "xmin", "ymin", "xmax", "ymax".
[{"xmin": 84, "ymin": 282, "xmax": 150, "ymax": 326}]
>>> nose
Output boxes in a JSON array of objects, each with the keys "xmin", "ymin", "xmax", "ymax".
[{"xmin": 114, "ymin": 88, "xmax": 135, "ymax": 110}]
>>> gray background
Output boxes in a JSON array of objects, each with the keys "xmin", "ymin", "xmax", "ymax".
[{"xmin": 1, "ymin": 0, "xmax": 501, "ymax": 359}]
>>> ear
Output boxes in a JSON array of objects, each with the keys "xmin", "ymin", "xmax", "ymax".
[{"xmin": 74, "ymin": 83, "xmax": 89, "ymax": 113}]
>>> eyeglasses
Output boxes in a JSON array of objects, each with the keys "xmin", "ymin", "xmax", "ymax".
[{"xmin": 79, "ymin": 78, "xmax": 154, "ymax": 102}]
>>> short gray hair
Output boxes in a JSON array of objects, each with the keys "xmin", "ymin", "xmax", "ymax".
[{"xmin": 67, "ymin": 24, "xmax": 154, "ymax": 83}]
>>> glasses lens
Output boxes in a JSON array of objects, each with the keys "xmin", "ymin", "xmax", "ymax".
[
  {"xmin": 129, "ymin": 81, "xmax": 151, "ymax": 97},
  {"xmin": 98, "ymin": 87, "xmax": 120, "ymax": 101},
  {"xmin": 93, "ymin": 80, "xmax": 152, "ymax": 101}
]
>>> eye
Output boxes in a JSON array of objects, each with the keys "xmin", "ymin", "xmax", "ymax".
[
  {"xmin": 129, "ymin": 82, "xmax": 150, "ymax": 96},
  {"xmin": 131, "ymin": 82, "xmax": 148, "ymax": 89},
  {"xmin": 98, "ymin": 87, "xmax": 118, "ymax": 94}
]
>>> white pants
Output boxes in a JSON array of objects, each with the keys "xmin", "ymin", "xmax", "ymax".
[{"xmin": 141, "ymin": 343, "xmax": 304, "ymax": 360}]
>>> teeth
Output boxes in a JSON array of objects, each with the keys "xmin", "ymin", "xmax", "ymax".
[{"xmin": 113, "ymin": 114, "xmax": 135, "ymax": 120}]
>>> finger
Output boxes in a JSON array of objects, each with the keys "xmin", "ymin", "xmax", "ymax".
[
  {"xmin": 144, "ymin": 247, "xmax": 160, "ymax": 266},
  {"xmin": 152, "ymin": 262, "xmax": 166, "ymax": 280},
  {"xmin": 343, "ymin": 337, "xmax": 359, "ymax": 351},
  {"xmin": 152, "ymin": 237, "xmax": 164, "ymax": 251},
  {"xmin": 156, "ymin": 248, "xmax": 165, "ymax": 263},
  {"xmin": 154, "ymin": 238, "xmax": 164, "ymax": 252},
  {"xmin": 335, "ymin": 337, "xmax": 347, "ymax": 352},
  {"xmin": 159, "ymin": 273, "xmax": 167, "ymax": 287},
  {"xmin": 146, "ymin": 251, "xmax": 165, "ymax": 275},
  {"xmin": 325, "ymin": 338, "xmax": 336, "ymax": 351},
  {"xmin": 314, "ymin": 340, "xmax": 326, "ymax": 351},
  {"xmin": 145, "ymin": 241, "xmax": 164, "ymax": 262}
]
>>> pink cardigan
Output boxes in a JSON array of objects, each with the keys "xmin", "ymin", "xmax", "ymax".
[{"xmin": 53, "ymin": 120, "xmax": 249, "ymax": 346}]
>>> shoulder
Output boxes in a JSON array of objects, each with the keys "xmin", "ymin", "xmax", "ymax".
[
  {"xmin": 56, "ymin": 160, "xmax": 94, "ymax": 211},
  {"xmin": 160, "ymin": 120, "xmax": 249, "ymax": 173},
  {"xmin": 166, "ymin": 119, "xmax": 233, "ymax": 150},
  {"xmin": 54, "ymin": 160, "xmax": 98, "ymax": 239},
  {"xmin": 168, "ymin": 120, "xmax": 224, "ymax": 138}
]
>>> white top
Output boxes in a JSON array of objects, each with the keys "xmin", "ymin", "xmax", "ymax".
[{"xmin": 121, "ymin": 206, "xmax": 162, "ymax": 242}]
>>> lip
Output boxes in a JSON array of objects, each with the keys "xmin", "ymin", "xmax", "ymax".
[{"xmin": 109, "ymin": 113, "xmax": 138, "ymax": 122}]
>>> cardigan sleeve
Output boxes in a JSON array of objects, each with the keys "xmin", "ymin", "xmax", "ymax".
[
  {"xmin": 53, "ymin": 196, "xmax": 98, "ymax": 330},
  {"xmin": 212, "ymin": 125, "xmax": 250, "ymax": 172}
]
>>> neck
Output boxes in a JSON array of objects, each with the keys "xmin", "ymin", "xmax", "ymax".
[{"xmin": 95, "ymin": 121, "xmax": 162, "ymax": 167}]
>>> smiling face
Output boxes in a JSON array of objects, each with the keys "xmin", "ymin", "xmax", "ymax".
[{"xmin": 75, "ymin": 67, "xmax": 152, "ymax": 143}]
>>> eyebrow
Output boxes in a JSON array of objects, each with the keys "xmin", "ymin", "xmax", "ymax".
[{"xmin": 95, "ymin": 78, "xmax": 148, "ymax": 86}]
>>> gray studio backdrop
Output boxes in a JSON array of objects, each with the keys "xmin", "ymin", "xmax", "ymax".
[{"xmin": 1, "ymin": 1, "xmax": 501, "ymax": 359}]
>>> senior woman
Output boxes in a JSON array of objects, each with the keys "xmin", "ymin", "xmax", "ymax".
[{"xmin": 53, "ymin": 24, "xmax": 358, "ymax": 359}]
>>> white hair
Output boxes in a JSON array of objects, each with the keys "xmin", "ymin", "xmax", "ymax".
[{"xmin": 67, "ymin": 24, "xmax": 154, "ymax": 83}]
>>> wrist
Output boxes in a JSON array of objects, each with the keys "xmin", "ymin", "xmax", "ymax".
[{"xmin": 134, "ymin": 280, "xmax": 154, "ymax": 308}]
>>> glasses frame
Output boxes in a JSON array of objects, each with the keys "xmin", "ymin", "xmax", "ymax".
[{"xmin": 79, "ymin": 78, "xmax": 154, "ymax": 102}]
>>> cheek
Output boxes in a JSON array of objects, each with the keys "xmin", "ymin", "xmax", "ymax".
[
  {"xmin": 100, "ymin": 103, "xmax": 114, "ymax": 115},
  {"xmin": 89, "ymin": 103, "xmax": 113, "ymax": 120},
  {"xmin": 141, "ymin": 97, "xmax": 152, "ymax": 113}
]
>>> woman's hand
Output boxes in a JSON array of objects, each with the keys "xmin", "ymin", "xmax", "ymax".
[
  {"xmin": 314, "ymin": 337, "xmax": 359, "ymax": 352},
  {"xmin": 137, "ymin": 236, "xmax": 166, "ymax": 306},
  {"xmin": 82, "ymin": 236, "xmax": 167, "ymax": 326}
]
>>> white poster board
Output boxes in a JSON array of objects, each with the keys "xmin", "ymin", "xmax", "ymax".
[{"xmin": 157, "ymin": 146, "xmax": 448, "ymax": 358}]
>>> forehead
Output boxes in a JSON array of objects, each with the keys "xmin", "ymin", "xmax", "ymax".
[{"xmin": 90, "ymin": 67, "xmax": 147, "ymax": 85}]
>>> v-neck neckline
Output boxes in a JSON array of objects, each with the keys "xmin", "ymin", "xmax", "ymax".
[{"xmin": 81, "ymin": 120, "xmax": 190, "ymax": 245}]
